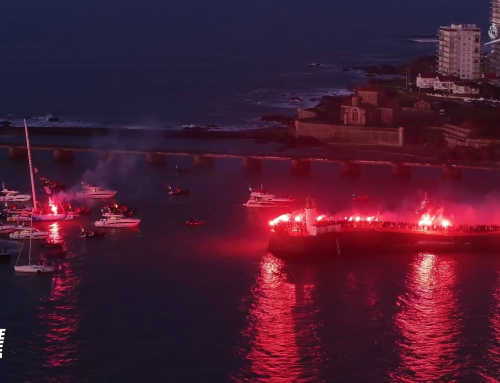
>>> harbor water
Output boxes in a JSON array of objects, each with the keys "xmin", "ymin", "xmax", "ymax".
[{"xmin": 1, "ymin": 150, "xmax": 500, "ymax": 381}]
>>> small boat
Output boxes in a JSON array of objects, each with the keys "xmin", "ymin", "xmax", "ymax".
[
  {"xmin": 76, "ymin": 184, "xmax": 116, "ymax": 199},
  {"xmin": 167, "ymin": 185, "xmax": 189, "ymax": 195},
  {"xmin": 7, "ymin": 213, "xmax": 32, "ymax": 222},
  {"xmin": 0, "ymin": 223, "xmax": 16, "ymax": 234},
  {"xmin": 10, "ymin": 227, "xmax": 49, "ymax": 240},
  {"xmin": 4, "ymin": 205, "xmax": 31, "ymax": 214},
  {"xmin": 175, "ymin": 166, "xmax": 190, "ymax": 173},
  {"xmin": 79, "ymin": 229, "xmax": 106, "ymax": 238},
  {"xmin": 243, "ymin": 186, "xmax": 295, "ymax": 207},
  {"xmin": 186, "ymin": 219, "xmax": 204, "ymax": 226},
  {"xmin": 95, "ymin": 215, "xmax": 140, "ymax": 228}
]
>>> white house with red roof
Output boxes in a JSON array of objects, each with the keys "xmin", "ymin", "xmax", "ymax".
[{"xmin": 416, "ymin": 73, "xmax": 439, "ymax": 89}]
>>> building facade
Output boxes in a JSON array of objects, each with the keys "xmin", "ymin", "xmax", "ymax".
[
  {"xmin": 491, "ymin": 0, "xmax": 500, "ymax": 75},
  {"xmin": 438, "ymin": 24, "xmax": 481, "ymax": 79}
]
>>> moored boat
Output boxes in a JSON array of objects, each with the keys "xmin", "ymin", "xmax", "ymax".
[
  {"xmin": 10, "ymin": 227, "xmax": 49, "ymax": 240},
  {"xmin": 76, "ymin": 184, "xmax": 116, "ymax": 199},
  {"xmin": 95, "ymin": 215, "xmax": 140, "ymax": 228},
  {"xmin": 243, "ymin": 186, "xmax": 295, "ymax": 207}
]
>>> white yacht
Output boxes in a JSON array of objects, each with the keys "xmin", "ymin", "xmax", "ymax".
[
  {"xmin": 0, "ymin": 223, "xmax": 15, "ymax": 234},
  {"xmin": 10, "ymin": 227, "xmax": 49, "ymax": 240},
  {"xmin": 32, "ymin": 211, "xmax": 67, "ymax": 221},
  {"xmin": 0, "ymin": 191, "xmax": 31, "ymax": 202},
  {"xmin": 243, "ymin": 187, "xmax": 295, "ymax": 207},
  {"xmin": 95, "ymin": 215, "xmax": 140, "ymax": 228},
  {"xmin": 76, "ymin": 184, "xmax": 116, "ymax": 199}
]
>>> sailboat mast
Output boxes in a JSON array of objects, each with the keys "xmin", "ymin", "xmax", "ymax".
[{"xmin": 24, "ymin": 120, "xmax": 37, "ymax": 209}]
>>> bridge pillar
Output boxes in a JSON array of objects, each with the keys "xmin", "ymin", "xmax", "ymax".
[
  {"xmin": 290, "ymin": 160, "xmax": 311, "ymax": 175},
  {"xmin": 442, "ymin": 165, "xmax": 462, "ymax": 180},
  {"xmin": 8, "ymin": 147, "xmax": 27, "ymax": 159},
  {"xmin": 340, "ymin": 162, "xmax": 361, "ymax": 176},
  {"xmin": 53, "ymin": 149, "xmax": 75, "ymax": 162},
  {"xmin": 193, "ymin": 156, "xmax": 214, "ymax": 168},
  {"xmin": 391, "ymin": 164, "xmax": 411, "ymax": 178},
  {"xmin": 242, "ymin": 157, "xmax": 262, "ymax": 171},
  {"xmin": 146, "ymin": 153, "xmax": 167, "ymax": 166}
]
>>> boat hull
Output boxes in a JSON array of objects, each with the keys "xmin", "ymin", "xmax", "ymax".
[
  {"xmin": 14, "ymin": 265, "xmax": 55, "ymax": 273},
  {"xmin": 269, "ymin": 228, "xmax": 500, "ymax": 261},
  {"xmin": 32, "ymin": 213, "xmax": 67, "ymax": 221},
  {"xmin": 95, "ymin": 221, "xmax": 140, "ymax": 228}
]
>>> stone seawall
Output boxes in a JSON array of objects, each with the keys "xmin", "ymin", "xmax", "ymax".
[{"xmin": 294, "ymin": 120, "xmax": 403, "ymax": 146}]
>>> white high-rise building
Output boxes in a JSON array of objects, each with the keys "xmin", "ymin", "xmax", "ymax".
[{"xmin": 438, "ymin": 24, "xmax": 481, "ymax": 80}]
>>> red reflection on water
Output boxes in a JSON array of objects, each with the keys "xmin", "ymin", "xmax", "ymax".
[
  {"xmin": 487, "ymin": 271, "xmax": 500, "ymax": 370},
  {"xmin": 48, "ymin": 222, "xmax": 62, "ymax": 244},
  {"xmin": 392, "ymin": 253, "xmax": 461, "ymax": 382},
  {"xmin": 236, "ymin": 254, "xmax": 323, "ymax": 381},
  {"xmin": 38, "ymin": 267, "xmax": 81, "ymax": 367}
]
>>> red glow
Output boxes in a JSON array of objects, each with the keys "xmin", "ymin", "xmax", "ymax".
[{"xmin": 392, "ymin": 253, "xmax": 460, "ymax": 381}]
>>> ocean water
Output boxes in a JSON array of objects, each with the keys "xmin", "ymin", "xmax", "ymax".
[
  {"xmin": 1, "ymin": 150, "xmax": 500, "ymax": 381},
  {"xmin": 0, "ymin": 0, "xmax": 489, "ymax": 129}
]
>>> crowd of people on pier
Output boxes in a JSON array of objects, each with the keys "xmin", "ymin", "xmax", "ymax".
[{"xmin": 271, "ymin": 217, "xmax": 500, "ymax": 234}]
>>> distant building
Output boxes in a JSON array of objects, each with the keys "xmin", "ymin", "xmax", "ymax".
[
  {"xmin": 452, "ymin": 81, "xmax": 481, "ymax": 95},
  {"xmin": 416, "ymin": 73, "xmax": 439, "ymax": 89},
  {"xmin": 438, "ymin": 24, "xmax": 481, "ymax": 79},
  {"xmin": 490, "ymin": 0, "xmax": 500, "ymax": 75},
  {"xmin": 340, "ymin": 87, "xmax": 397, "ymax": 126},
  {"xmin": 434, "ymin": 75, "xmax": 460, "ymax": 92},
  {"xmin": 478, "ymin": 72, "xmax": 500, "ymax": 87}
]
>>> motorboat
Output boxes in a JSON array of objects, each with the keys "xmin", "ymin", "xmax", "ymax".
[
  {"xmin": 95, "ymin": 215, "xmax": 140, "ymax": 228},
  {"xmin": 0, "ymin": 191, "xmax": 31, "ymax": 202},
  {"xmin": 10, "ymin": 227, "xmax": 49, "ymax": 240},
  {"xmin": 14, "ymin": 263, "xmax": 55, "ymax": 273},
  {"xmin": 0, "ymin": 223, "xmax": 16, "ymax": 234},
  {"xmin": 167, "ymin": 185, "xmax": 189, "ymax": 195},
  {"xmin": 76, "ymin": 184, "xmax": 116, "ymax": 199},
  {"xmin": 102, "ymin": 203, "xmax": 136, "ymax": 217},
  {"xmin": 186, "ymin": 219, "xmax": 204, "ymax": 226},
  {"xmin": 243, "ymin": 187, "xmax": 295, "ymax": 207},
  {"xmin": 7, "ymin": 213, "xmax": 32, "ymax": 222},
  {"xmin": 4, "ymin": 205, "xmax": 31, "ymax": 213}
]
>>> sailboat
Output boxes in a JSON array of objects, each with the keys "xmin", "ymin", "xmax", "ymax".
[
  {"xmin": 13, "ymin": 219, "xmax": 54, "ymax": 273},
  {"xmin": 23, "ymin": 120, "xmax": 66, "ymax": 221}
]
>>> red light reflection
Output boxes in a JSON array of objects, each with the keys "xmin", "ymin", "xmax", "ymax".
[
  {"xmin": 391, "ymin": 253, "xmax": 461, "ymax": 382},
  {"xmin": 38, "ymin": 267, "xmax": 80, "ymax": 367},
  {"xmin": 235, "ymin": 254, "xmax": 323, "ymax": 381},
  {"xmin": 48, "ymin": 222, "xmax": 62, "ymax": 244}
]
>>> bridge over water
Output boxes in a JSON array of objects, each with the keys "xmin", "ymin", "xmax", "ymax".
[{"xmin": 0, "ymin": 135, "xmax": 497, "ymax": 179}]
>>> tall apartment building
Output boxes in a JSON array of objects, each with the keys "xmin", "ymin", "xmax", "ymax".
[
  {"xmin": 438, "ymin": 24, "xmax": 481, "ymax": 80},
  {"xmin": 490, "ymin": 0, "xmax": 500, "ymax": 74}
]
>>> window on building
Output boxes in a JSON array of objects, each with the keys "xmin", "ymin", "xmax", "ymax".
[
  {"xmin": 365, "ymin": 93, "xmax": 370, "ymax": 100},
  {"xmin": 352, "ymin": 109, "xmax": 359, "ymax": 122}
]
